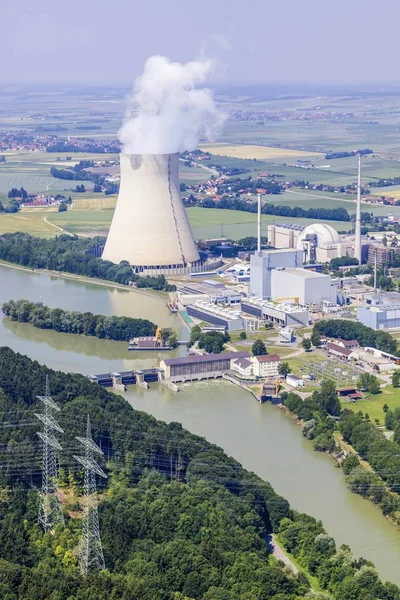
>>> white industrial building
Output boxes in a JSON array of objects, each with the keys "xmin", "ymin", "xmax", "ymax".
[
  {"xmin": 186, "ymin": 302, "xmax": 244, "ymax": 331},
  {"xmin": 267, "ymin": 222, "xmax": 355, "ymax": 264},
  {"xmin": 241, "ymin": 298, "xmax": 309, "ymax": 327},
  {"xmin": 268, "ymin": 223, "xmax": 304, "ymax": 249},
  {"xmin": 296, "ymin": 223, "xmax": 354, "ymax": 263},
  {"xmin": 270, "ymin": 268, "xmax": 338, "ymax": 306},
  {"xmin": 250, "ymin": 248, "xmax": 303, "ymax": 298}
]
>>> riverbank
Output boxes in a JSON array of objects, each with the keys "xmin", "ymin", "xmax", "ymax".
[
  {"xmin": 278, "ymin": 400, "xmax": 400, "ymax": 530},
  {"xmin": 0, "ymin": 258, "xmax": 169, "ymax": 304}
]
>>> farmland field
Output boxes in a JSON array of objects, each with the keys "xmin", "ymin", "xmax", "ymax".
[{"xmin": 200, "ymin": 143, "xmax": 323, "ymax": 160}]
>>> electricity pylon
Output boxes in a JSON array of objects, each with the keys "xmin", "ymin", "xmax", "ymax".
[
  {"xmin": 35, "ymin": 375, "xmax": 65, "ymax": 532},
  {"xmin": 74, "ymin": 415, "xmax": 107, "ymax": 575}
]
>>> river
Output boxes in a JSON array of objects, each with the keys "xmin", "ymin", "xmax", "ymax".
[{"xmin": 1, "ymin": 263, "xmax": 400, "ymax": 584}]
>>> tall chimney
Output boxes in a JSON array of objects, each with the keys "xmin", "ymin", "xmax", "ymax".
[
  {"xmin": 257, "ymin": 193, "xmax": 262, "ymax": 254},
  {"xmin": 355, "ymin": 154, "xmax": 362, "ymax": 264}
]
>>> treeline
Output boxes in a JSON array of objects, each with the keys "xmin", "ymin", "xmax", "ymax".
[
  {"xmin": 325, "ymin": 149, "xmax": 373, "ymax": 159},
  {"xmin": 369, "ymin": 176, "xmax": 400, "ymax": 188},
  {"xmin": 2, "ymin": 300, "xmax": 156, "ymax": 341},
  {"xmin": 313, "ymin": 319, "xmax": 398, "ymax": 355},
  {"xmin": 197, "ymin": 197, "xmax": 350, "ymax": 222},
  {"xmin": 7, "ymin": 187, "xmax": 28, "ymax": 199},
  {"xmin": 46, "ymin": 140, "xmax": 120, "ymax": 153},
  {"xmin": 282, "ymin": 385, "xmax": 400, "ymax": 527},
  {"xmin": 0, "ymin": 233, "xmax": 176, "ymax": 292},
  {"xmin": 340, "ymin": 410, "xmax": 400, "ymax": 518},
  {"xmin": 0, "ymin": 348, "xmax": 398, "ymax": 599}
]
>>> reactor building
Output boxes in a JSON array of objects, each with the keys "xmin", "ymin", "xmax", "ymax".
[{"xmin": 102, "ymin": 153, "xmax": 208, "ymax": 275}]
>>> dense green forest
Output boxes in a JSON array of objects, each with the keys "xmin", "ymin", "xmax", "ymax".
[
  {"xmin": 0, "ymin": 233, "xmax": 176, "ymax": 292},
  {"xmin": 313, "ymin": 319, "xmax": 398, "ymax": 355},
  {"xmin": 2, "ymin": 299, "xmax": 157, "ymax": 341},
  {"xmin": 0, "ymin": 347, "xmax": 398, "ymax": 599}
]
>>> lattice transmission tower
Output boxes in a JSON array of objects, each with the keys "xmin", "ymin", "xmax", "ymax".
[
  {"xmin": 74, "ymin": 415, "xmax": 107, "ymax": 575},
  {"xmin": 35, "ymin": 375, "xmax": 65, "ymax": 532}
]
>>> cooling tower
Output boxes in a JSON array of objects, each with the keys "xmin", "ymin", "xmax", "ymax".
[{"xmin": 102, "ymin": 153, "xmax": 200, "ymax": 271}]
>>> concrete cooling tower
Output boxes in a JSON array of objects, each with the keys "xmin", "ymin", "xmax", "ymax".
[{"xmin": 102, "ymin": 153, "xmax": 200, "ymax": 274}]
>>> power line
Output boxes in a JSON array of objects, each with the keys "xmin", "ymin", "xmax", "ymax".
[
  {"xmin": 74, "ymin": 415, "xmax": 107, "ymax": 575},
  {"xmin": 35, "ymin": 375, "xmax": 65, "ymax": 532}
]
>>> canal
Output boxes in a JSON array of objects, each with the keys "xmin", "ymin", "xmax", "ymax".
[{"xmin": 1, "ymin": 263, "xmax": 400, "ymax": 584}]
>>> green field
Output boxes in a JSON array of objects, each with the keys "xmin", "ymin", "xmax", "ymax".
[{"xmin": 342, "ymin": 385, "xmax": 400, "ymax": 423}]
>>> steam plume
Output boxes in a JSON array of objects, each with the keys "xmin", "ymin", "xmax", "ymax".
[{"xmin": 119, "ymin": 56, "xmax": 225, "ymax": 154}]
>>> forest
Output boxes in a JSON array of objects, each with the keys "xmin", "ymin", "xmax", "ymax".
[
  {"xmin": 0, "ymin": 347, "xmax": 398, "ymax": 599},
  {"xmin": 313, "ymin": 319, "xmax": 398, "ymax": 355},
  {"xmin": 0, "ymin": 233, "xmax": 176, "ymax": 292},
  {"xmin": 1, "ymin": 299, "xmax": 157, "ymax": 341}
]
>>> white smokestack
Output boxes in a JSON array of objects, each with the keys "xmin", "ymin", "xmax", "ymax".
[
  {"xmin": 119, "ymin": 56, "xmax": 226, "ymax": 154},
  {"xmin": 355, "ymin": 154, "xmax": 362, "ymax": 263},
  {"xmin": 257, "ymin": 193, "xmax": 262, "ymax": 254}
]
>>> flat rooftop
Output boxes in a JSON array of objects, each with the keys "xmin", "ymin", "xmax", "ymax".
[
  {"xmin": 275, "ymin": 268, "xmax": 328, "ymax": 279},
  {"xmin": 162, "ymin": 351, "xmax": 250, "ymax": 366}
]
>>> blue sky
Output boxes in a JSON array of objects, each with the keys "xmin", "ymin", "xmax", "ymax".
[{"xmin": 2, "ymin": 0, "xmax": 399, "ymax": 84}]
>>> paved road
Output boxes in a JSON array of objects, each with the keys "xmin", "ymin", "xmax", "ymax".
[{"xmin": 267, "ymin": 534, "xmax": 299, "ymax": 574}]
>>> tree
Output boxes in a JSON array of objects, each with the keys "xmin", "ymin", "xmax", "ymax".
[
  {"xmin": 302, "ymin": 338, "xmax": 312, "ymax": 351},
  {"xmin": 58, "ymin": 202, "xmax": 68, "ymax": 213},
  {"xmin": 392, "ymin": 370, "xmax": 400, "ymax": 388},
  {"xmin": 311, "ymin": 330, "xmax": 321, "ymax": 347},
  {"xmin": 357, "ymin": 373, "xmax": 380, "ymax": 395},
  {"xmin": 239, "ymin": 331, "xmax": 247, "ymax": 340},
  {"xmin": 278, "ymin": 362, "xmax": 291, "ymax": 378},
  {"xmin": 252, "ymin": 339, "xmax": 267, "ymax": 356},
  {"xmin": 0, "ymin": 155, "xmax": 6, "ymax": 163}
]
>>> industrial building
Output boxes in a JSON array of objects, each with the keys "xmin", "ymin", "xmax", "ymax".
[
  {"xmin": 268, "ymin": 223, "xmax": 304, "ymax": 249},
  {"xmin": 102, "ymin": 153, "xmax": 221, "ymax": 275},
  {"xmin": 357, "ymin": 303, "xmax": 400, "ymax": 330},
  {"xmin": 186, "ymin": 302, "xmax": 244, "ymax": 331},
  {"xmin": 270, "ymin": 268, "xmax": 339, "ymax": 306},
  {"xmin": 180, "ymin": 281, "xmax": 242, "ymax": 306},
  {"xmin": 250, "ymin": 248, "xmax": 303, "ymax": 298},
  {"xmin": 241, "ymin": 298, "xmax": 309, "ymax": 327},
  {"xmin": 160, "ymin": 351, "xmax": 250, "ymax": 382},
  {"xmin": 268, "ymin": 222, "xmax": 358, "ymax": 263},
  {"xmin": 296, "ymin": 223, "xmax": 354, "ymax": 263}
]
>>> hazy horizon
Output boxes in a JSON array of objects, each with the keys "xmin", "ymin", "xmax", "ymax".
[{"xmin": 2, "ymin": 0, "xmax": 400, "ymax": 86}]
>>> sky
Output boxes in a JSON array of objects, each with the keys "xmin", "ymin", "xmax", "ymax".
[{"xmin": 2, "ymin": 0, "xmax": 400, "ymax": 85}]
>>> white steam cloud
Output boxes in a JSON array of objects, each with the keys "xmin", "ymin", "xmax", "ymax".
[{"xmin": 119, "ymin": 56, "xmax": 226, "ymax": 154}]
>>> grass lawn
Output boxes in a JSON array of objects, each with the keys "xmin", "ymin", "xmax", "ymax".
[{"xmin": 342, "ymin": 385, "xmax": 400, "ymax": 423}]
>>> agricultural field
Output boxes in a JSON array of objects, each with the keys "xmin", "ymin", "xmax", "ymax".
[
  {"xmin": 268, "ymin": 189, "xmax": 400, "ymax": 217},
  {"xmin": 185, "ymin": 207, "xmax": 350, "ymax": 240},
  {"xmin": 0, "ymin": 209, "xmax": 59, "ymax": 237},
  {"xmin": 200, "ymin": 143, "xmax": 322, "ymax": 160}
]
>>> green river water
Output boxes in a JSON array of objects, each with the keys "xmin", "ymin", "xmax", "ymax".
[{"xmin": 0, "ymin": 264, "xmax": 400, "ymax": 584}]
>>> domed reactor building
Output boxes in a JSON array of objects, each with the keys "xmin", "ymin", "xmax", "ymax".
[{"xmin": 102, "ymin": 154, "xmax": 220, "ymax": 275}]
